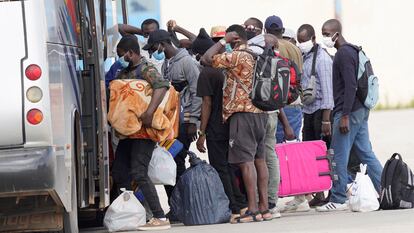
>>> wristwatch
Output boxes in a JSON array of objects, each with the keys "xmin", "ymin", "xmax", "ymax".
[{"xmin": 197, "ymin": 130, "xmax": 207, "ymax": 137}]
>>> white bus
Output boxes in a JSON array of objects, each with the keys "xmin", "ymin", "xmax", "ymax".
[{"xmin": 0, "ymin": 0, "xmax": 120, "ymax": 232}]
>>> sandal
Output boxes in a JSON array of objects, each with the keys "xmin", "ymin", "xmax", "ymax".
[
  {"xmin": 261, "ymin": 210, "xmax": 273, "ymax": 221},
  {"xmin": 233, "ymin": 210, "xmax": 263, "ymax": 224}
]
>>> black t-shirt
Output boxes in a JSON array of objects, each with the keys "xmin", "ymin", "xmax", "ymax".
[{"xmin": 196, "ymin": 67, "xmax": 229, "ymax": 141}]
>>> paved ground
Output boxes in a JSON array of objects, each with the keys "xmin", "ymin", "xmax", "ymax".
[{"xmin": 81, "ymin": 109, "xmax": 414, "ymax": 233}]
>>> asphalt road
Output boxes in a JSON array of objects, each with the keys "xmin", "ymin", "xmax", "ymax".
[{"xmin": 81, "ymin": 109, "xmax": 414, "ymax": 233}]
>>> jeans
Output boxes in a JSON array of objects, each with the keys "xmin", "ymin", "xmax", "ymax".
[
  {"xmin": 164, "ymin": 123, "xmax": 193, "ymax": 200},
  {"xmin": 207, "ymin": 139, "xmax": 247, "ymax": 214},
  {"xmin": 265, "ymin": 112, "xmax": 280, "ymax": 205},
  {"xmin": 130, "ymin": 139, "xmax": 165, "ymax": 218},
  {"xmin": 330, "ymin": 107, "xmax": 383, "ymax": 204},
  {"xmin": 276, "ymin": 105, "xmax": 303, "ymax": 142}
]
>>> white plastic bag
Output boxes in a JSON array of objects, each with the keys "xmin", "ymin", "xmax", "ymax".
[
  {"xmin": 349, "ymin": 164, "xmax": 380, "ymax": 212},
  {"xmin": 148, "ymin": 145, "xmax": 177, "ymax": 186},
  {"xmin": 104, "ymin": 189, "xmax": 146, "ymax": 232}
]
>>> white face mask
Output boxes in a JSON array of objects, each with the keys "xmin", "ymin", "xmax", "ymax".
[
  {"xmin": 322, "ymin": 32, "xmax": 338, "ymax": 48},
  {"xmin": 298, "ymin": 40, "xmax": 314, "ymax": 54}
]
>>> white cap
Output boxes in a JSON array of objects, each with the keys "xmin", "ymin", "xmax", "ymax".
[{"xmin": 283, "ymin": 28, "xmax": 296, "ymax": 40}]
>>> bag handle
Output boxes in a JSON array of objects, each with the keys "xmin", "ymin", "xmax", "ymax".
[{"xmin": 391, "ymin": 153, "xmax": 402, "ymax": 161}]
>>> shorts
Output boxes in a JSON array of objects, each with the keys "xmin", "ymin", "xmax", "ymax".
[{"xmin": 228, "ymin": 112, "xmax": 268, "ymax": 164}]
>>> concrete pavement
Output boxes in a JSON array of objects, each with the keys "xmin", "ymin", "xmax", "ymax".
[{"xmin": 81, "ymin": 109, "xmax": 414, "ymax": 233}]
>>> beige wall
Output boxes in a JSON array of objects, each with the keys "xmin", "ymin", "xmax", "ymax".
[{"xmin": 160, "ymin": 0, "xmax": 414, "ymax": 105}]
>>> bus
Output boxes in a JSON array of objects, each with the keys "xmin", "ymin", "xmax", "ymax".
[{"xmin": 0, "ymin": 0, "xmax": 121, "ymax": 232}]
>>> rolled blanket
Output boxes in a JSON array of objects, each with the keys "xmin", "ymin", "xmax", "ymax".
[{"xmin": 108, "ymin": 79, "xmax": 179, "ymax": 142}]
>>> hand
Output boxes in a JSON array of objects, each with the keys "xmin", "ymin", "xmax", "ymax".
[
  {"xmin": 184, "ymin": 123, "xmax": 198, "ymax": 142},
  {"xmin": 167, "ymin": 20, "xmax": 177, "ymax": 31},
  {"xmin": 140, "ymin": 111, "xmax": 154, "ymax": 128},
  {"xmin": 284, "ymin": 126, "xmax": 296, "ymax": 141},
  {"xmin": 224, "ymin": 31, "xmax": 240, "ymax": 44},
  {"xmin": 321, "ymin": 122, "xmax": 332, "ymax": 137},
  {"xmin": 196, "ymin": 135, "xmax": 207, "ymax": 153},
  {"xmin": 339, "ymin": 115, "xmax": 350, "ymax": 134}
]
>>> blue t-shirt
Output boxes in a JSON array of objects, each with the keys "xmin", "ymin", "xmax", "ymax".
[{"xmin": 105, "ymin": 61, "xmax": 123, "ymax": 88}]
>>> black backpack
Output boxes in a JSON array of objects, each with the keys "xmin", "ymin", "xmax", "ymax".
[
  {"xmin": 380, "ymin": 153, "xmax": 414, "ymax": 209},
  {"xmin": 240, "ymin": 46, "xmax": 294, "ymax": 111}
]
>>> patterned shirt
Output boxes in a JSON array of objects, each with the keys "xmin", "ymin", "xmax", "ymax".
[
  {"xmin": 301, "ymin": 44, "xmax": 334, "ymax": 114},
  {"xmin": 115, "ymin": 57, "xmax": 170, "ymax": 90},
  {"xmin": 212, "ymin": 44, "xmax": 262, "ymax": 121}
]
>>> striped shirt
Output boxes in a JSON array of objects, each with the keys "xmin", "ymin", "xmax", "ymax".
[{"xmin": 301, "ymin": 45, "xmax": 334, "ymax": 114}]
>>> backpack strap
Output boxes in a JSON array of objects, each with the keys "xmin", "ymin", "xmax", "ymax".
[{"xmin": 311, "ymin": 44, "xmax": 319, "ymax": 76}]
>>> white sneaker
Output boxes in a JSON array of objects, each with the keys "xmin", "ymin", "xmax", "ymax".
[
  {"xmin": 316, "ymin": 202, "xmax": 349, "ymax": 212},
  {"xmin": 280, "ymin": 199, "xmax": 310, "ymax": 213},
  {"xmin": 269, "ymin": 206, "xmax": 282, "ymax": 218}
]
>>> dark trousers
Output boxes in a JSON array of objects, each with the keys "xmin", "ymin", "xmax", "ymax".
[
  {"xmin": 113, "ymin": 138, "xmax": 165, "ymax": 218},
  {"xmin": 164, "ymin": 124, "xmax": 193, "ymax": 200},
  {"xmin": 303, "ymin": 110, "xmax": 331, "ymax": 147},
  {"xmin": 207, "ymin": 139, "xmax": 247, "ymax": 214}
]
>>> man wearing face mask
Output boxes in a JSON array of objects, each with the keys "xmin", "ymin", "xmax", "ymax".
[
  {"xmin": 193, "ymin": 28, "xmax": 248, "ymax": 222},
  {"xmin": 118, "ymin": 18, "xmax": 164, "ymax": 72},
  {"xmin": 110, "ymin": 36, "xmax": 172, "ymax": 230},
  {"xmin": 316, "ymin": 19, "xmax": 383, "ymax": 212},
  {"xmin": 281, "ymin": 24, "xmax": 334, "ymax": 211},
  {"xmin": 243, "ymin": 17, "xmax": 295, "ymax": 219},
  {"xmin": 143, "ymin": 30, "xmax": 201, "ymax": 202}
]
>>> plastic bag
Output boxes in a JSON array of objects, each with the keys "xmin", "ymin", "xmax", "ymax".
[
  {"xmin": 148, "ymin": 145, "xmax": 177, "ymax": 186},
  {"xmin": 349, "ymin": 164, "xmax": 380, "ymax": 212},
  {"xmin": 170, "ymin": 151, "xmax": 231, "ymax": 225},
  {"xmin": 104, "ymin": 189, "xmax": 146, "ymax": 232}
]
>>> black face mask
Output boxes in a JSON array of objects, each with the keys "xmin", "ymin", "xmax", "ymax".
[{"xmin": 246, "ymin": 31, "xmax": 257, "ymax": 40}]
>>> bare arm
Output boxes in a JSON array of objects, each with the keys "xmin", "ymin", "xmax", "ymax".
[
  {"xmin": 167, "ymin": 20, "xmax": 197, "ymax": 41},
  {"xmin": 118, "ymin": 24, "xmax": 143, "ymax": 37},
  {"xmin": 199, "ymin": 96, "xmax": 212, "ymax": 133}
]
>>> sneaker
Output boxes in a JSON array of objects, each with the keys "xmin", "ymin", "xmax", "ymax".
[
  {"xmin": 280, "ymin": 199, "xmax": 310, "ymax": 213},
  {"xmin": 316, "ymin": 202, "xmax": 349, "ymax": 212},
  {"xmin": 138, "ymin": 218, "xmax": 171, "ymax": 231},
  {"xmin": 269, "ymin": 206, "xmax": 282, "ymax": 218}
]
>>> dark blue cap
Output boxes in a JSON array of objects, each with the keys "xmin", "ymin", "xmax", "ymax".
[
  {"xmin": 265, "ymin": 15, "xmax": 284, "ymax": 30},
  {"xmin": 142, "ymin": 29, "xmax": 171, "ymax": 50}
]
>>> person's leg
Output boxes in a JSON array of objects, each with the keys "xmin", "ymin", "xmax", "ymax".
[
  {"xmin": 351, "ymin": 109, "xmax": 383, "ymax": 193},
  {"xmin": 112, "ymin": 139, "xmax": 132, "ymax": 194},
  {"xmin": 130, "ymin": 139, "xmax": 165, "ymax": 219},
  {"xmin": 326, "ymin": 113, "xmax": 354, "ymax": 204},
  {"xmin": 207, "ymin": 139, "xmax": 243, "ymax": 214},
  {"xmin": 239, "ymin": 162, "xmax": 259, "ymax": 213},
  {"xmin": 255, "ymin": 158, "xmax": 269, "ymax": 212},
  {"xmin": 264, "ymin": 112, "xmax": 279, "ymax": 207}
]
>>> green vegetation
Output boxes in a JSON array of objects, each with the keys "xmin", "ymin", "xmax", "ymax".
[{"xmin": 374, "ymin": 97, "xmax": 414, "ymax": 111}]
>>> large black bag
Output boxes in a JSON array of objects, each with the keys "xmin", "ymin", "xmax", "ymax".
[
  {"xmin": 170, "ymin": 151, "xmax": 231, "ymax": 225},
  {"xmin": 380, "ymin": 153, "xmax": 414, "ymax": 209}
]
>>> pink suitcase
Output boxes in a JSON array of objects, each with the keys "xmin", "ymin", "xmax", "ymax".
[{"xmin": 276, "ymin": 140, "xmax": 336, "ymax": 197}]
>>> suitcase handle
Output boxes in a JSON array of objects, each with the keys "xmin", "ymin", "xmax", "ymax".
[{"xmin": 317, "ymin": 149, "xmax": 338, "ymax": 181}]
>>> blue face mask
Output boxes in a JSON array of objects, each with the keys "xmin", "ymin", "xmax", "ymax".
[
  {"xmin": 225, "ymin": 43, "xmax": 233, "ymax": 53},
  {"xmin": 152, "ymin": 51, "xmax": 165, "ymax": 61},
  {"xmin": 118, "ymin": 56, "xmax": 129, "ymax": 68}
]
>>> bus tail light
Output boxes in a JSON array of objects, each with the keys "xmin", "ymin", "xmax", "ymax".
[
  {"xmin": 25, "ymin": 64, "xmax": 42, "ymax": 81},
  {"xmin": 27, "ymin": 109, "xmax": 43, "ymax": 125}
]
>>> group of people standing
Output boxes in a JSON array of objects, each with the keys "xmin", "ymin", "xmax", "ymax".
[{"xmin": 106, "ymin": 14, "xmax": 383, "ymax": 230}]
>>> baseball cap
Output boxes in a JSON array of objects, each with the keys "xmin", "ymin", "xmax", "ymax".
[
  {"xmin": 210, "ymin": 26, "xmax": 226, "ymax": 39},
  {"xmin": 283, "ymin": 28, "xmax": 296, "ymax": 40},
  {"xmin": 142, "ymin": 29, "xmax": 171, "ymax": 50},
  {"xmin": 265, "ymin": 15, "xmax": 284, "ymax": 30}
]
